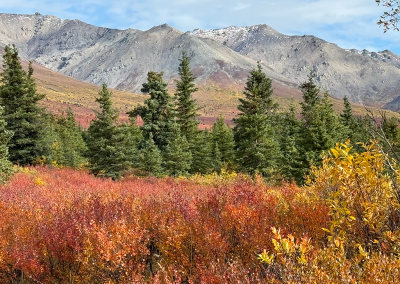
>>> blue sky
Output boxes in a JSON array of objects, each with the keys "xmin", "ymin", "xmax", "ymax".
[{"xmin": 1, "ymin": 0, "xmax": 400, "ymax": 54}]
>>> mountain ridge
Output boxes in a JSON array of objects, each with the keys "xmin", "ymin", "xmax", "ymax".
[
  {"xmin": 1, "ymin": 13, "xmax": 400, "ymax": 111},
  {"xmin": 191, "ymin": 25, "xmax": 400, "ymax": 106}
]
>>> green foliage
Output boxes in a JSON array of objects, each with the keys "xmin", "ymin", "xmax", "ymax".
[
  {"xmin": 381, "ymin": 114, "xmax": 400, "ymax": 151},
  {"xmin": 211, "ymin": 115, "xmax": 235, "ymax": 172},
  {"xmin": 130, "ymin": 71, "xmax": 175, "ymax": 150},
  {"xmin": 300, "ymin": 72, "xmax": 321, "ymax": 125},
  {"xmin": 0, "ymin": 106, "xmax": 13, "ymax": 183},
  {"xmin": 340, "ymin": 96, "xmax": 371, "ymax": 150},
  {"xmin": 52, "ymin": 108, "xmax": 87, "ymax": 168},
  {"xmin": 175, "ymin": 51, "xmax": 200, "ymax": 143},
  {"xmin": 300, "ymin": 74, "xmax": 347, "ymax": 168},
  {"xmin": 340, "ymin": 97, "xmax": 356, "ymax": 128},
  {"xmin": 233, "ymin": 63, "xmax": 280, "ymax": 177},
  {"xmin": 189, "ymin": 129, "xmax": 214, "ymax": 174},
  {"xmin": 276, "ymin": 104, "xmax": 306, "ymax": 184},
  {"xmin": 86, "ymin": 84, "xmax": 139, "ymax": 179},
  {"xmin": 139, "ymin": 133, "xmax": 163, "ymax": 176},
  {"xmin": 162, "ymin": 123, "xmax": 192, "ymax": 177},
  {"xmin": 0, "ymin": 45, "xmax": 51, "ymax": 165}
]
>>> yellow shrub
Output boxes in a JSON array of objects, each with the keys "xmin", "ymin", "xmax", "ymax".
[{"xmin": 309, "ymin": 140, "xmax": 400, "ymax": 254}]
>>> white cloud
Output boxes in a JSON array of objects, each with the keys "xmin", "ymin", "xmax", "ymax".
[{"xmin": 0, "ymin": 0, "xmax": 399, "ymax": 53}]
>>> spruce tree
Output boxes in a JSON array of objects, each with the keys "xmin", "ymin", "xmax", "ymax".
[
  {"xmin": 0, "ymin": 106, "xmax": 13, "ymax": 183},
  {"xmin": 211, "ymin": 115, "xmax": 235, "ymax": 172},
  {"xmin": 0, "ymin": 45, "xmax": 50, "ymax": 165},
  {"xmin": 189, "ymin": 129, "xmax": 214, "ymax": 174},
  {"xmin": 175, "ymin": 51, "xmax": 200, "ymax": 141},
  {"xmin": 121, "ymin": 117, "xmax": 143, "ymax": 169},
  {"xmin": 276, "ymin": 104, "xmax": 306, "ymax": 184},
  {"xmin": 341, "ymin": 97, "xmax": 356, "ymax": 128},
  {"xmin": 52, "ymin": 108, "xmax": 87, "ymax": 168},
  {"xmin": 300, "ymin": 75, "xmax": 347, "ymax": 168},
  {"xmin": 233, "ymin": 63, "xmax": 280, "ymax": 177},
  {"xmin": 129, "ymin": 71, "xmax": 175, "ymax": 150},
  {"xmin": 381, "ymin": 113, "xmax": 400, "ymax": 159},
  {"xmin": 86, "ymin": 84, "xmax": 138, "ymax": 179},
  {"xmin": 162, "ymin": 123, "xmax": 192, "ymax": 177},
  {"xmin": 139, "ymin": 133, "xmax": 163, "ymax": 176},
  {"xmin": 340, "ymin": 96, "xmax": 361, "ymax": 143},
  {"xmin": 300, "ymin": 72, "xmax": 321, "ymax": 127}
]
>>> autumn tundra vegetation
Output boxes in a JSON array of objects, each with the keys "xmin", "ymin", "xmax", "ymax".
[{"xmin": 1, "ymin": 44, "xmax": 400, "ymax": 282}]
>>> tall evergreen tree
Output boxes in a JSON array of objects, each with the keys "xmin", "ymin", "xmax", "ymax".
[
  {"xmin": 340, "ymin": 97, "xmax": 356, "ymax": 127},
  {"xmin": 52, "ymin": 108, "xmax": 87, "ymax": 168},
  {"xmin": 175, "ymin": 51, "xmax": 200, "ymax": 141},
  {"xmin": 300, "ymin": 72, "xmax": 321, "ymax": 127},
  {"xmin": 211, "ymin": 115, "xmax": 235, "ymax": 172},
  {"xmin": 174, "ymin": 51, "xmax": 205, "ymax": 173},
  {"xmin": 300, "ymin": 74, "xmax": 347, "ymax": 168},
  {"xmin": 0, "ymin": 106, "xmax": 13, "ymax": 183},
  {"xmin": 340, "ymin": 97, "xmax": 359, "ymax": 142},
  {"xmin": 139, "ymin": 133, "xmax": 163, "ymax": 176},
  {"xmin": 86, "ymin": 84, "xmax": 139, "ymax": 179},
  {"xmin": 129, "ymin": 71, "xmax": 175, "ymax": 150},
  {"xmin": 380, "ymin": 113, "xmax": 400, "ymax": 159},
  {"xmin": 0, "ymin": 45, "xmax": 50, "ymax": 165},
  {"xmin": 189, "ymin": 129, "xmax": 214, "ymax": 174},
  {"xmin": 339, "ymin": 97, "xmax": 371, "ymax": 151},
  {"xmin": 276, "ymin": 104, "xmax": 306, "ymax": 184},
  {"xmin": 162, "ymin": 123, "xmax": 192, "ymax": 177},
  {"xmin": 233, "ymin": 63, "xmax": 280, "ymax": 177}
]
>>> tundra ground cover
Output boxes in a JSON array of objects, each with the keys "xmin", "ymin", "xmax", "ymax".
[
  {"xmin": 0, "ymin": 167, "xmax": 327, "ymax": 283},
  {"xmin": 1, "ymin": 141, "xmax": 400, "ymax": 283}
]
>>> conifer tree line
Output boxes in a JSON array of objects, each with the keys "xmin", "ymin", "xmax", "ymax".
[{"xmin": 0, "ymin": 45, "xmax": 399, "ymax": 184}]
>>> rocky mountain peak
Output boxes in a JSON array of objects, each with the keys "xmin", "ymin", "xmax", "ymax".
[
  {"xmin": 345, "ymin": 48, "xmax": 400, "ymax": 69},
  {"xmin": 1, "ymin": 13, "xmax": 400, "ymax": 110},
  {"xmin": 190, "ymin": 24, "xmax": 281, "ymax": 47}
]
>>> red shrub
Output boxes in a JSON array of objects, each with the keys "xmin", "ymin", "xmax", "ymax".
[{"xmin": 0, "ymin": 167, "xmax": 329, "ymax": 283}]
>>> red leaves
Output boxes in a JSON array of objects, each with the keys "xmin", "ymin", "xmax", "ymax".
[{"xmin": 0, "ymin": 167, "xmax": 329, "ymax": 282}]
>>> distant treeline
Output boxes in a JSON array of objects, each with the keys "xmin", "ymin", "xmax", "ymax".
[{"xmin": 0, "ymin": 44, "xmax": 398, "ymax": 184}]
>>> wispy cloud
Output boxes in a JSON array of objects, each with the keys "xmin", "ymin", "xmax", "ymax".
[{"xmin": 0, "ymin": 0, "xmax": 399, "ymax": 53}]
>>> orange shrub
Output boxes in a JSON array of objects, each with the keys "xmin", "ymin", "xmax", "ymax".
[{"xmin": 0, "ymin": 167, "xmax": 328, "ymax": 283}]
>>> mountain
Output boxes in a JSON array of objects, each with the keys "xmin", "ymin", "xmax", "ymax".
[
  {"xmin": 0, "ymin": 13, "xmax": 280, "ymax": 91},
  {"xmin": 1, "ymin": 13, "xmax": 400, "ymax": 112},
  {"xmin": 0, "ymin": 45, "xmax": 147, "ymax": 127},
  {"xmin": 191, "ymin": 25, "xmax": 400, "ymax": 106},
  {"xmin": 346, "ymin": 49, "xmax": 400, "ymax": 69}
]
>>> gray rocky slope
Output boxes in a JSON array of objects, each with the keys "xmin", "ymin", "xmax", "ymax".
[
  {"xmin": 0, "ymin": 13, "xmax": 290, "ymax": 93},
  {"xmin": 1, "ymin": 13, "xmax": 400, "ymax": 109},
  {"xmin": 191, "ymin": 25, "xmax": 400, "ymax": 107}
]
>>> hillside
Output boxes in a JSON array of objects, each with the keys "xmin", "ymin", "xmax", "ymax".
[
  {"xmin": 0, "ymin": 13, "xmax": 400, "ymax": 111},
  {"xmin": 1, "ymin": 47, "xmax": 398, "ymax": 128},
  {"xmin": 191, "ymin": 25, "xmax": 400, "ymax": 107}
]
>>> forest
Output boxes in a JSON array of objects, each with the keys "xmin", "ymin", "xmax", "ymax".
[{"xmin": 1, "ymin": 44, "xmax": 400, "ymax": 282}]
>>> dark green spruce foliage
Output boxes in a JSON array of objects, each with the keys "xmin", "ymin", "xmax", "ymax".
[
  {"xmin": 0, "ymin": 45, "xmax": 50, "ymax": 165},
  {"xmin": 162, "ymin": 123, "xmax": 192, "ymax": 177},
  {"xmin": 121, "ymin": 117, "xmax": 143, "ymax": 169},
  {"xmin": 341, "ymin": 97, "xmax": 356, "ymax": 129},
  {"xmin": 340, "ymin": 97, "xmax": 371, "ymax": 151},
  {"xmin": 189, "ymin": 129, "xmax": 214, "ymax": 174},
  {"xmin": 211, "ymin": 115, "xmax": 235, "ymax": 172},
  {"xmin": 300, "ymin": 74, "xmax": 346, "ymax": 167},
  {"xmin": 233, "ymin": 63, "xmax": 280, "ymax": 177},
  {"xmin": 277, "ymin": 104, "xmax": 306, "ymax": 184},
  {"xmin": 381, "ymin": 113, "xmax": 400, "ymax": 158},
  {"xmin": 139, "ymin": 133, "xmax": 163, "ymax": 176},
  {"xmin": 0, "ymin": 106, "xmax": 13, "ymax": 183},
  {"xmin": 130, "ymin": 72, "xmax": 175, "ymax": 150},
  {"xmin": 175, "ymin": 51, "xmax": 200, "ymax": 142},
  {"xmin": 86, "ymin": 84, "xmax": 138, "ymax": 179},
  {"xmin": 52, "ymin": 108, "xmax": 87, "ymax": 168}
]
